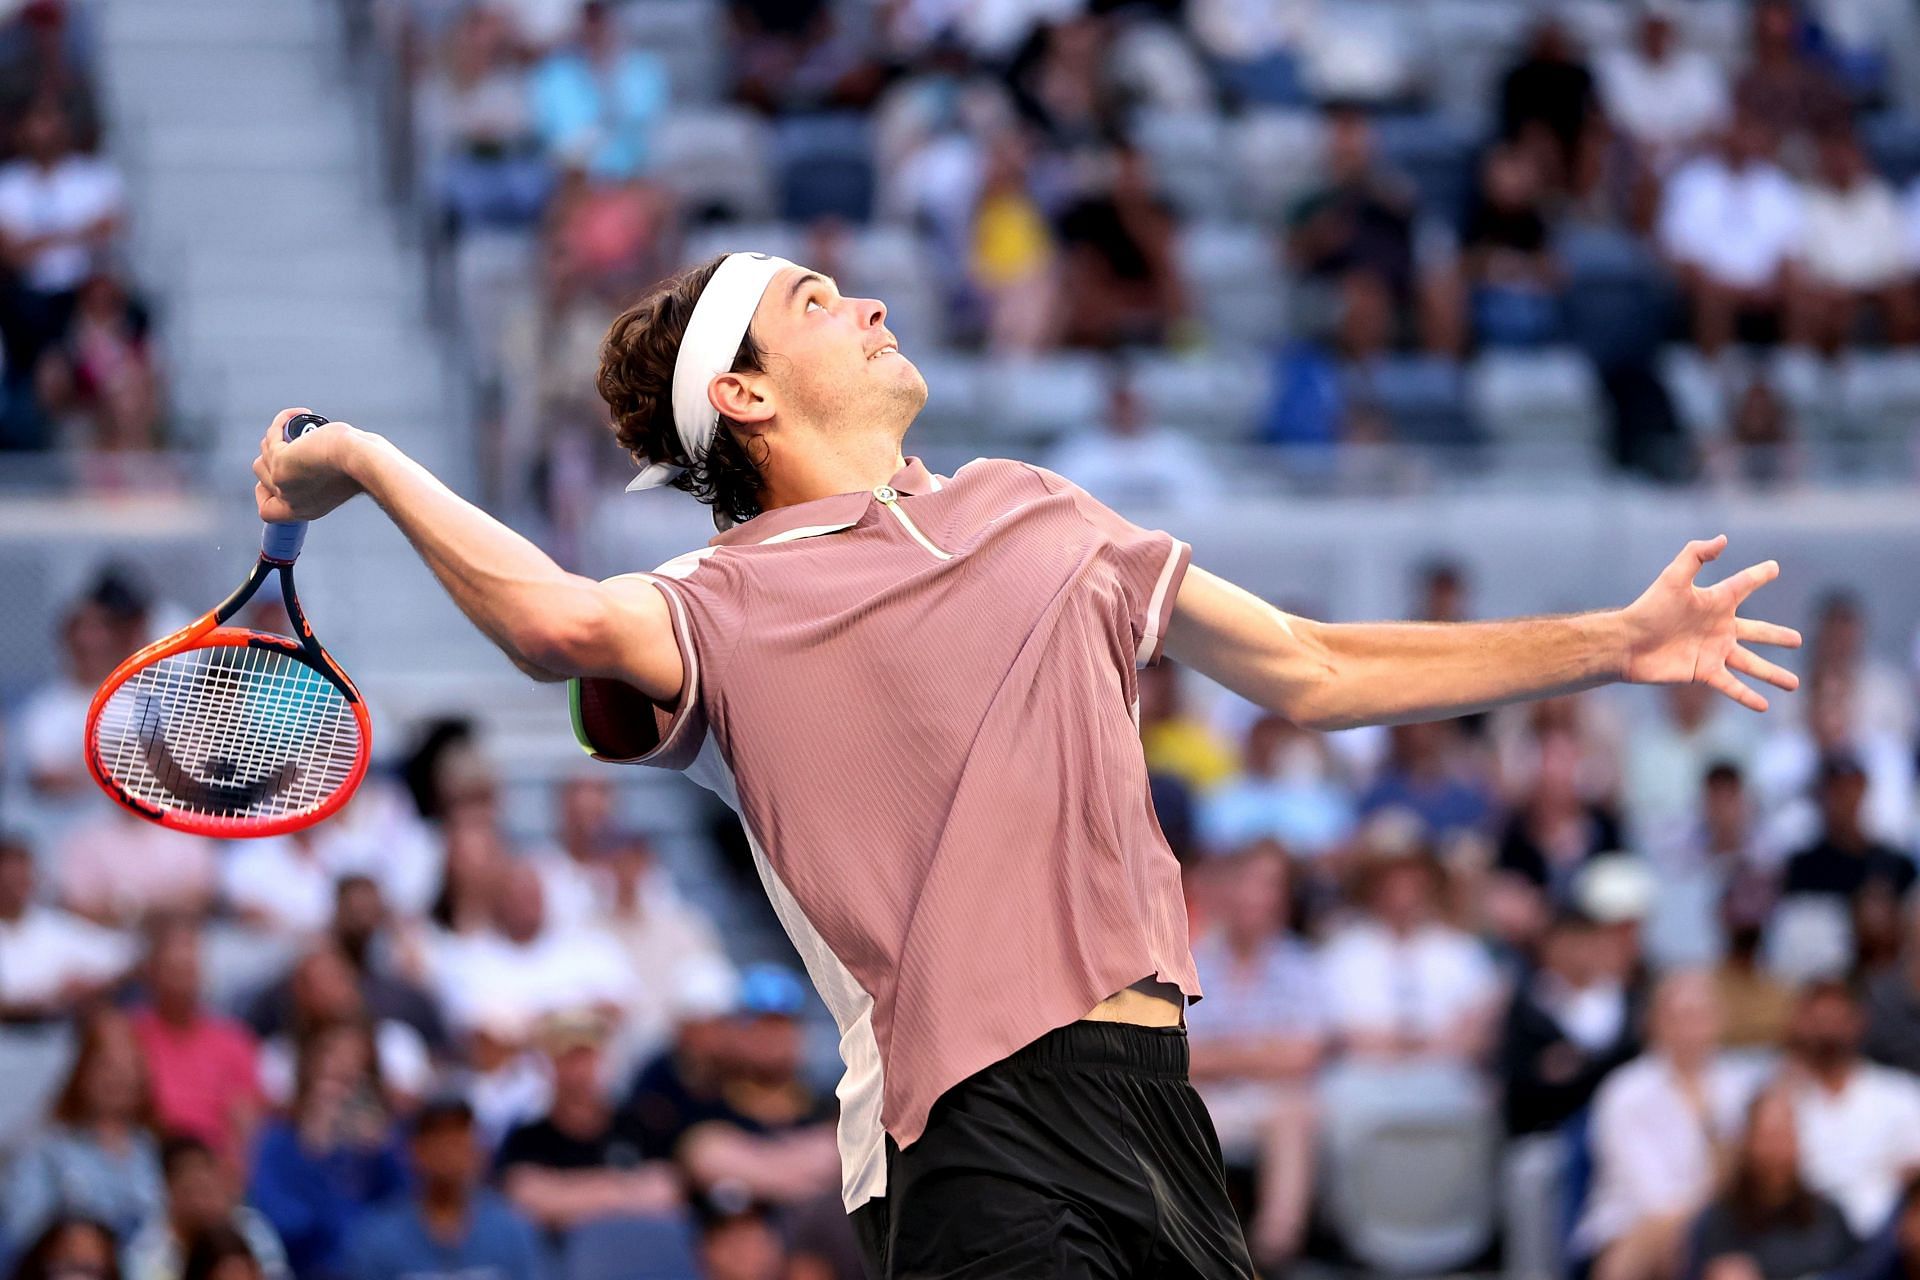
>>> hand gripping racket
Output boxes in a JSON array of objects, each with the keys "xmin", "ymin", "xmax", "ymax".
[{"xmin": 84, "ymin": 412, "xmax": 371, "ymax": 837}]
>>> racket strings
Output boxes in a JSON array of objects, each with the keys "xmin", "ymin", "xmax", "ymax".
[{"xmin": 93, "ymin": 643, "xmax": 361, "ymax": 822}]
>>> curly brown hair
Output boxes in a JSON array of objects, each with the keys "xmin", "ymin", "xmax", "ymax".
[{"xmin": 597, "ymin": 255, "xmax": 771, "ymax": 530}]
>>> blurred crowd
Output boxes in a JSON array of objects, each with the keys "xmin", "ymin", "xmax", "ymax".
[
  {"xmin": 8, "ymin": 553, "xmax": 1920, "ymax": 1280},
  {"xmin": 374, "ymin": 0, "xmax": 1920, "ymax": 530},
  {"xmin": 0, "ymin": 0, "xmax": 165, "ymax": 458}
]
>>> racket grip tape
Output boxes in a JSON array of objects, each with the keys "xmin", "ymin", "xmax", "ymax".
[{"xmin": 261, "ymin": 412, "xmax": 330, "ymax": 563}]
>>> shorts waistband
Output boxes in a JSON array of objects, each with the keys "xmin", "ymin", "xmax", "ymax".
[{"xmin": 997, "ymin": 1020, "xmax": 1190, "ymax": 1079}]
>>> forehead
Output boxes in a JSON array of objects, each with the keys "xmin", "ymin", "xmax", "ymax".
[{"xmin": 750, "ymin": 264, "xmax": 834, "ymax": 329}]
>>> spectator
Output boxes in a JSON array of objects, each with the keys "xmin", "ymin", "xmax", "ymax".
[
  {"xmin": 415, "ymin": 3, "xmax": 549, "ymax": 237},
  {"xmin": 1780, "ymin": 753, "xmax": 1915, "ymax": 905},
  {"xmin": 1055, "ymin": 145, "xmax": 1186, "ymax": 350},
  {"xmin": 670, "ymin": 965, "xmax": 840, "ymax": 1208},
  {"xmin": 1574, "ymin": 972, "xmax": 1751, "ymax": 1280},
  {"xmin": 2, "ymin": 1006, "xmax": 163, "ymax": 1248},
  {"xmin": 7, "ymin": 1217, "xmax": 122, "ymax": 1280},
  {"xmin": 406, "ymin": 810, "xmax": 507, "ymax": 992},
  {"xmin": 728, "ymin": 0, "xmax": 883, "ymax": 116},
  {"xmin": 343, "ymin": 1098, "xmax": 542, "ymax": 1280},
  {"xmin": 1823, "ymin": 1173, "xmax": 1920, "ymax": 1280},
  {"xmin": 1657, "ymin": 114, "xmax": 1806, "ymax": 357},
  {"xmin": 178, "ymin": 1226, "xmax": 265, "ymax": 1280},
  {"xmin": 693, "ymin": 1187, "xmax": 800, "ymax": 1280},
  {"xmin": 248, "ymin": 1021, "xmax": 407, "ymax": 1280},
  {"xmin": 1716, "ymin": 378, "xmax": 1799, "ymax": 489},
  {"xmin": 1137, "ymin": 662, "xmax": 1239, "ymax": 794},
  {"xmin": 1357, "ymin": 720, "xmax": 1498, "ymax": 845},
  {"xmin": 1645, "ymin": 762, "xmax": 1774, "ymax": 970},
  {"xmin": 1284, "ymin": 104, "xmax": 1429, "ymax": 362},
  {"xmin": 1794, "ymin": 128, "xmax": 1917, "ymax": 352},
  {"xmin": 624, "ymin": 957, "xmax": 745, "ymax": 1160},
  {"xmin": 1688, "ymin": 1088, "xmax": 1856, "ymax": 1280},
  {"xmin": 1864, "ymin": 897, "xmax": 1920, "ymax": 1076},
  {"xmin": 1488, "ymin": 727, "xmax": 1624, "ymax": 945},
  {"xmin": 248, "ymin": 876, "xmax": 448, "ymax": 1058},
  {"xmin": 1497, "ymin": 18, "xmax": 1599, "ymax": 192},
  {"xmin": 1780, "ymin": 982, "xmax": 1920, "ymax": 1237},
  {"xmin": 0, "ymin": 835, "xmax": 134, "ymax": 1020},
  {"xmin": 527, "ymin": 774, "xmax": 616, "ymax": 929},
  {"xmin": 1713, "ymin": 876, "xmax": 1797, "ymax": 1050},
  {"xmin": 1186, "ymin": 848, "xmax": 1325, "ymax": 1267},
  {"xmin": 1624, "ymin": 683, "xmax": 1755, "ymax": 861},
  {"xmin": 1461, "ymin": 143, "xmax": 1562, "ymax": 348},
  {"xmin": 1198, "ymin": 714, "xmax": 1354, "ymax": 862},
  {"xmin": 128, "ymin": 918, "xmax": 263, "ymax": 1166},
  {"xmin": 530, "ymin": 0, "xmax": 668, "ymax": 182},
  {"xmin": 257, "ymin": 946, "xmax": 433, "ymax": 1116},
  {"xmin": 1322, "ymin": 848, "xmax": 1502, "ymax": 1061},
  {"xmin": 1500, "ymin": 909, "xmax": 1641, "ymax": 1140},
  {"xmin": 429, "ymin": 859, "xmax": 632, "ymax": 1038},
  {"xmin": 33, "ymin": 269, "xmax": 162, "ymax": 452},
  {"xmin": 968, "ymin": 129, "xmax": 1059, "ymax": 355},
  {"xmin": 54, "ymin": 810, "xmax": 217, "ymax": 930},
  {"xmin": 1752, "ymin": 667, "xmax": 1913, "ymax": 858},
  {"xmin": 13, "ymin": 567, "xmax": 147, "ymax": 807},
  {"xmin": 1186, "ymin": 0, "xmax": 1314, "ymax": 108},
  {"xmin": 0, "ymin": 96, "xmax": 124, "ymax": 378},
  {"xmin": 1732, "ymin": 0, "xmax": 1851, "ymax": 147},
  {"xmin": 1807, "ymin": 589, "xmax": 1915, "ymax": 746},
  {"xmin": 126, "ymin": 1137, "xmax": 289, "ymax": 1280},
  {"xmin": 1040, "ymin": 368, "xmax": 1223, "ymax": 515},
  {"xmin": 495, "ymin": 1011, "xmax": 680, "ymax": 1232},
  {"xmin": 219, "ymin": 828, "xmax": 339, "ymax": 938},
  {"xmin": 1595, "ymin": 7, "xmax": 1730, "ymax": 172},
  {"xmin": 598, "ymin": 832, "xmax": 738, "ymax": 1077}
]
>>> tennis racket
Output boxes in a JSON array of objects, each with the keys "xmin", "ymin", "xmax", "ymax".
[{"xmin": 84, "ymin": 412, "xmax": 371, "ymax": 837}]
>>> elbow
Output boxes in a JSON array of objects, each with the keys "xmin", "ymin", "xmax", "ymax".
[
  {"xmin": 1276, "ymin": 621, "xmax": 1350, "ymax": 732},
  {"xmin": 509, "ymin": 592, "xmax": 610, "ymax": 681}
]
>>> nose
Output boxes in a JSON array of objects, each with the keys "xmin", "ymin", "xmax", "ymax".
[{"xmin": 858, "ymin": 295, "xmax": 887, "ymax": 329}]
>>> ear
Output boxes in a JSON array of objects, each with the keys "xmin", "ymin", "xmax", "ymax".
[{"xmin": 709, "ymin": 370, "xmax": 774, "ymax": 425}]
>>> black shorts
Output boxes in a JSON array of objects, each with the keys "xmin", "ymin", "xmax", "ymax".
[{"xmin": 849, "ymin": 1021, "xmax": 1256, "ymax": 1279}]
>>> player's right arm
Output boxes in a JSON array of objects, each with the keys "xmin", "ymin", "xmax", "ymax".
[{"xmin": 252, "ymin": 410, "xmax": 682, "ymax": 698}]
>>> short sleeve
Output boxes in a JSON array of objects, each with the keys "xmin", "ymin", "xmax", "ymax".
[
  {"xmin": 569, "ymin": 574, "xmax": 710, "ymax": 771},
  {"xmin": 1024, "ymin": 465, "xmax": 1192, "ymax": 667}
]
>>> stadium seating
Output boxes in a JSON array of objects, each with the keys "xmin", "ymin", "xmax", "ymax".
[{"xmin": 561, "ymin": 1213, "xmax": 702, "ymax": 1280}]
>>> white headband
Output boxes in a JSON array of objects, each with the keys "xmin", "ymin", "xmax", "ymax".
[{"xmin": 626, "ymin": 252, "xmax": 797, "ymax": 497}]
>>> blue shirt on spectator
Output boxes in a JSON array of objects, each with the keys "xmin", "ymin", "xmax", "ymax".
[
  {"xmin": 342, "ymin": 1190, "xmax": 543, "ymax": 1280},
  {"xmin": 1358, "ymin": 769, "xmax": 1496, "ymax": 842},
  {"xmin": 531, "ymin": 49, "xmax": 669, "ymax": 180},
  {"xmin": 248, "ymin": 1120, "xmax": 407, "ymax": 1280}
]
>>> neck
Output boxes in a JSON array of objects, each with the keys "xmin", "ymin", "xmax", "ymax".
[
  {"xmin": 421, "ymin": 1181, "xmax": 469, "ymax": 1217},
  {"xmin": 759, "ymin": 431, "xmax": 905, "ymax": 512}
]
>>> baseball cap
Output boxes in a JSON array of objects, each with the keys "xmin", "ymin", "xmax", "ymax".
[
  {"xmin": 672, "ymin": 955, "xmax": 742, "ymax": 1022},
  {"xmin": 1573, "ymin": 853, "xmax": 1658, "ymax": 925}
]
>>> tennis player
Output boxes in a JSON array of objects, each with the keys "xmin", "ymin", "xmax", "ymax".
[{"xmin": 253, "ymin": 251, "xmax": 1801, "ymax": 1279}]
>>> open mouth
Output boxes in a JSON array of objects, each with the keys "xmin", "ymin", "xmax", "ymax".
[{"xmin": 868, "ymin": 343, "xmax": 899, "ymax": 360}]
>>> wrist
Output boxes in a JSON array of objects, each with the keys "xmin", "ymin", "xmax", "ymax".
[
  {"xmin": 1597, "ymin": 607, "xmax": 1634, "ymax": 682},
  {"xmin": 341, "ymin": 427, "xmax": 391, "ymax": 492}
]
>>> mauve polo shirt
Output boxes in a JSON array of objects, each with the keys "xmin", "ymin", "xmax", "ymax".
[{"xmin": 570, "ymin": 456, "xmax": 1200, "ymax": 1211}]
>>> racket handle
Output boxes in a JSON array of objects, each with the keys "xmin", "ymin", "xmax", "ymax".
[{"xmin": 261, "ymin": 412, "xmax": 330, "ymax": 564}]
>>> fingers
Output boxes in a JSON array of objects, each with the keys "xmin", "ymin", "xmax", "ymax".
[
  {"xmin": 251, "ymin": 455, "xmax": 277, "ymax": 495},
  {"xmin": 1677, "ymin": 535, "xmax": 1728, "ymax": 575},
  {"xmin": 1722, "ymin": 559, "xmax": 1780, "ymax": 604},
  {"xmin": 1706, "ymin": 667, "xmax": 1768, "ymax": 713},
  {"xmin": 1737, "ymin": 616, "xmax": 1803, "ymax": 650},
  {"xmin": 1727, "ymin": 644, "xmax": 1799, "ymax": 693},
  {"xmin": 255, "ymin": 481, "xmax": 292, "ymax": 524}
]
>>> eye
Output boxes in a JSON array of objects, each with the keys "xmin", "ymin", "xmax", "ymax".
[{"xmin": 805, "ymin": 299, "xmax": 824, "ymax": 313}]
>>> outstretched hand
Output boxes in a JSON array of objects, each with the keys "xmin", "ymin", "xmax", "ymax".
[
  {"xmin": 1621, "ymin": 535, "xmax": 1802, "ymax": 711},
  {"xmin": 253, "ymin": 407, "xmax": 364, "ymax": 523}
]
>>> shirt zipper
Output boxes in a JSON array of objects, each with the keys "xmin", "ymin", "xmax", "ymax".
[{"xmin": 873, "ymin": 486, "xmax": 952, "ymax": 560}]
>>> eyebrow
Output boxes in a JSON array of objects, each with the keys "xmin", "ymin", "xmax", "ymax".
[{"xmin": 786, "ymin": 271, "xmax": 838, "ymax": 305}]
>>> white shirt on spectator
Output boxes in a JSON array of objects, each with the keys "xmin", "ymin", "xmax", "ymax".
[
  {"xmin": 602, "ymin": 872, "xmax": 737, "ymax": 1075},
  {"xmin": 1596, "ymin": 47, "xmax": 1729, "ymax": 155},
  {"xmin": 1621, "ymin": 705, "xmax": 1754, "ymax": 860},
  {"xmin": 0, "ymin": 156, "xmax": 124, "ymax": 292},
  {"xmin": 1041, "ymin": 427, "xmax": 1222, "ymax": 516},
  {"xmin": 221, "ymin": 838, "xmax": 336, "ymax": 935},
  {"xmin": 0, "ymin": 905, "xmax": 134, "ymax": 1007},
  {"xmin": 1187, "ymin": 928, "xmax": 1327, "ymax": 1046},
  {"xmin": 1802, "ymin": 176, "xmax": 1911, "ymax": 290},
  {"xmin": 1320, "ymin": 920, "xmax": 1499, "ymax": 1042},
  {"xmin": 428, "ymin": 924, "xmax": 634, "ymax": 1035},
  {"xmin": 1659, "ymin": 156, "xmax": 1806, "ymax": 289},
  {"xmin": 257, "ymin": 1020, "xmax": 432, "ymax": 1108},
  {"xmin": 529, "ymin": 850, "xmax": 614, "ymax": 931},
  {"xmin": 1750, "ymin": 723, "xmax": 1915, "ymax": 858},
  {"xmin": 1788, "ymin": 1062, "xmax": 1920, "ymax": 1236},
  {"xmin": 1576, "ymin": 1053, "xmax": 1759, "ymax": 1252}
]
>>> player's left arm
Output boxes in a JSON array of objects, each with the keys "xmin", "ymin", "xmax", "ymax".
[{"xmin": 1164, "ymin": 535, "xmax": 1801, "ymax": 731}]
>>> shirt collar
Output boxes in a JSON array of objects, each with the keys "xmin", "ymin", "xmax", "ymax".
[{"xmin": 710, "ymin": 457, "xmax": 942, "ymax": 547}]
